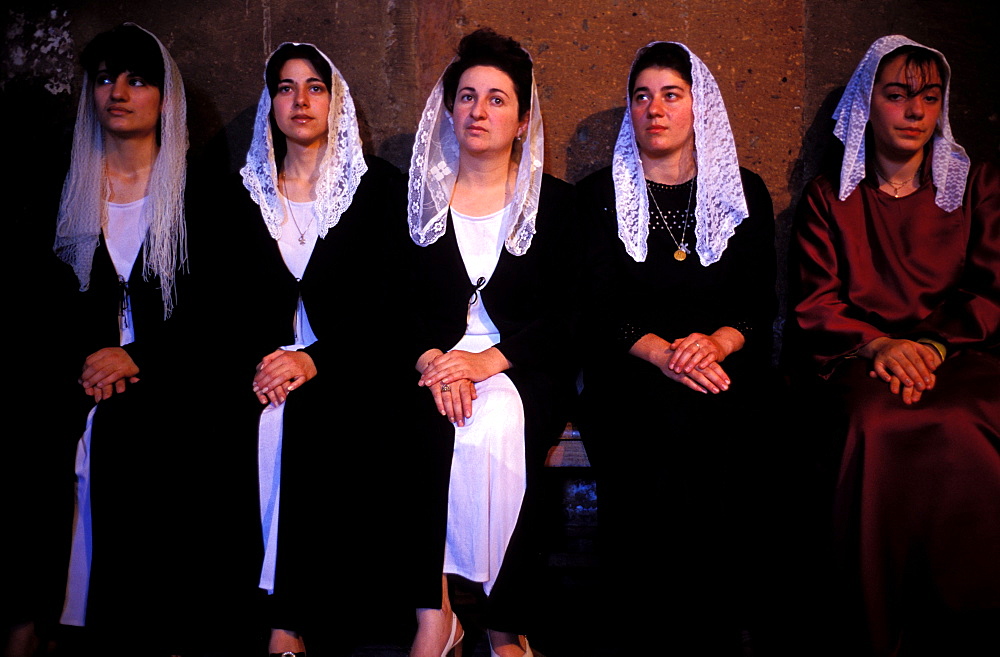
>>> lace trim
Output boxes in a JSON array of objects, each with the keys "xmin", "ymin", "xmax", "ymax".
[
  {"xmin": 240, "ymin": 43, "xmax": 367, "ymax": 241},
  {"xmin": 832, "ymin": 35, "xmax": 968, "ymax": 212},
  {"xmin": 613, "ymin": 42, "xmax": 747, "ymax": 266},
  {"xmin": 408, "ymin": 54, "xmax": 544, "ymax": 256}
]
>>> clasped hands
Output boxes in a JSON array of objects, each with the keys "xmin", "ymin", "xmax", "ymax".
[
  {"xmin": 633, "ymin": 328, "xmax": 744, "ymax": 394},
  {"xmin": 79, "ymin": 347, "xmax": 140, "ymax": 402},
  {"xmin": 417, "ymin": 347, "xmax": 510, "ymax": 427},
  {"xmin": 861, "ymin": 337, "xmax": 942, "ymax": 405},
  {"xmin": 253, "ymin": 348, "xmax": 318, "ymax": 406}
]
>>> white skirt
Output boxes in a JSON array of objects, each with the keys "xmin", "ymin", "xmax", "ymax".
[
  {"xmin": 61, "ymin": 405, "xmax": 97, "ymax": 626},
  {"xmin": 257, "ymin": 400, "xmax": 285, "ymax": 594},
  {"xmin": 442, "ymin": 334, "xmax": 527, "ymax": 596}
]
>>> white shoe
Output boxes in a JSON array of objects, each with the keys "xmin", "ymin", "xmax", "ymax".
[{"xmin": 441, "ymin": 611, "xmax": 464, "ymax": 657}]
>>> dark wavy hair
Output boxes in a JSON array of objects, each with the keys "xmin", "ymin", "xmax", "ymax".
[
  {"xmin": 264, "ymin": 43, "xmax": 335, "ymax": 169},
  {"xmin": 442, "ymin": 28, "xmax": 532, "ymax": 120},
  {"xmin": 628, "ymin": 42, "xmax": 692, "ymax": 98},
  {"xmin": 81, "ymin": 23, "xmax": 164, "ymax": 90}
]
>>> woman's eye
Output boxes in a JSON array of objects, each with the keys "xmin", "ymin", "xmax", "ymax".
[
  {"xmin": 278, "ymin": 86, "xmax": 292, "ymax": 94},
  {"xmin": 129, "ymin": 78, "xmax": 146, "ymax": 87},
  {"xmin": 491, "ymin": 96, "xmax": 503, "ymax": 105},
  {"xmin": 310, "ymin": 85, "xmax": 325, "ymax": 93},
  {"xmin": 461, "ymin": 93, "xmax": 474, "ymax": 102},
  {"xmin": 96, "ymin": 75, "xmax": 113, "ymax": 85}
]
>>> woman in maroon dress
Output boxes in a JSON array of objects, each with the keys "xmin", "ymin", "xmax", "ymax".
[{"xmin": 794, "ymin": 35, "xmax": 1000, "ymax": 655}]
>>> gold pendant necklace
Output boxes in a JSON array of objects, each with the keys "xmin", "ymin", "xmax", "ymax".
[{"xmin": 647, "ymin": 178, "xmax": 695, "ymax": 262}]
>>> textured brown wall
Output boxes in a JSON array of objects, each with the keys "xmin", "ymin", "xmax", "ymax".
[
  {"xmin": 4, "ymin": 0, "xmax": 997, "ymax": 266},
  {"xmin": 6, "ymin": 1, "xmax": 997, "ymax": 197}
]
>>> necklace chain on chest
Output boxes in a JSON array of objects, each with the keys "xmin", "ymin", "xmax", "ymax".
[
  {"xmin": 279, "ymin": 172, "xmax": 310, "ymax": 245},
  {"xmin": 873, "ymin": 163, "xmax": 922, "ymax": 198},
  {"xmin": 647, "ymin": 178, "xmax": 695, "ymax": 261}
]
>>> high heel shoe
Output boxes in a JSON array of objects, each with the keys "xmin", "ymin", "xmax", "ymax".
[
  {"xmin": 441, "ymin": 611, "xmax": 464, "ymax": 657},
  {"xmin": 488, "ymin": 631, "xmax": 531, "ymax": 657}
]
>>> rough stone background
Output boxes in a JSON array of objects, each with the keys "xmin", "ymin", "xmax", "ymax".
[{"xmin": 3, "ymin": 0, "xmax": 998, "ymax": 341}]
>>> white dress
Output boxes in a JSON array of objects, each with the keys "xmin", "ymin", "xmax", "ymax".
[
  {"xmin": 443, "ymin": 206, "xmax": 527, "ymax": 595},
  {"xmin": 61, "ymin": 198, "xmax": 148, "ymax": 626},
  {"xmin": 257, "ymin": 198, "xmax": 319, "ymax": 594}
]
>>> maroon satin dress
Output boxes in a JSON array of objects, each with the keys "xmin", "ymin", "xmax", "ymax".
[{"xmin": 794, "ymin": 162, "xmax": 1000, "ymax": 655}]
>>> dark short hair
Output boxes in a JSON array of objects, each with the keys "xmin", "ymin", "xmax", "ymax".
[
  {"xmin": 442, "ymin": 28, "xmax": 532, "ymax": 119},
  {"xmin": 264, "ymin": 43, "xmax": 335, "ymax": 167},
  {"xmin": 81, "ymin": 23, "xmax": 164, "ymax": 90},
  {"xmin": 628, "ymin": 42, "xmax": 692, "ymax": 98},
  {"xmin": 875, "ymin": 44, "xmax": 948, "ymax": 93}
]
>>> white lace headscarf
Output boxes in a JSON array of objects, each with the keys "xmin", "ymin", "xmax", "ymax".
[
  {"xmin": 833, "ymin": 35, "xmax": 969, "ymax": 211},
  {"xmin": 408, "ymin": 39, "xmax": 544, "ymax": 255},
  {"xmin": 240, "ymin": 43, "xmax": 367, "ymax": 240},
  {"xmin": 613, "ymin": 41, "xmax": 747, "ymax": 266},
  {"xmin": 54, "ymin": 22, "xmax": 188, "ymax": 317}
]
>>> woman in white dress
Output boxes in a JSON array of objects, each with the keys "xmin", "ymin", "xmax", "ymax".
[{"xmin": 407, "ymin": 27, "xmax": 577, "ymax": 657}]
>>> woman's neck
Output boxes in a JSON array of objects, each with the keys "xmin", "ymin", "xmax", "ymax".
[
  {"xmin": 871, "ymin": 147, "xmax": 926, "ymax": 198},
  {"xmin": 640, "ymin": 147, "xmax": 696, "ymax": 186},
  {"xmin": 452, "ymin": 149, "xmax": 516, "ymax": 216},
  {"xmin": 281, "ymin": 141, "xmax": 326, "ymax": 202},
  {"xmin": 104, "ymin": 132, "xmax": 159, "ymax": 204}
]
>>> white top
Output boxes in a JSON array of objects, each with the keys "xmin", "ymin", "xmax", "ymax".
[
  {"xmin": 103, "ymin": 198, "xmax": 148, "ymax": 346},
  {"xmin": 452, "ymin": 206, "xmax": 505, "ymax": 340},
  {"xmin": 276, "ymin": 197, "xmax": 320, "ymax": 346}
]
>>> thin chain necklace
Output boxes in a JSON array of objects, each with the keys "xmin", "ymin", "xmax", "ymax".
[
  {"xmin": 279, "ymin": 171, "xmax": 310, "ymax": 245},
  {"xmin": 873, "ymin": 163, "xmax": 922, "ymax": 198},
  {"xmin": 647, "ymin": 178, "xmax": 695, "ymax": 261}
]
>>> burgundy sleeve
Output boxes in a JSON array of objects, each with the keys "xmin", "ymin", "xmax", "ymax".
[{"xmin": 793, "ymin": 178, "xmax": 889, "ymax": 374}]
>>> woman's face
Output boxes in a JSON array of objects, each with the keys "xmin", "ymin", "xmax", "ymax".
[
  {"xmin": 272, "ymin": 58, "xmax": 331, "ymax": 148},
  {"xmin": 869, "ymin": 53, "xmax": 943, "ymax": 162},
  {"xmin": 92, "ymin": 63, "xmax": 162, "ymax": 140},
  {"xmin": 451, "ymin": 65, "xmax": 527, "ymax": 158},
  {"xmin": 630, "ymin": 66, "xmax": 694, "ymax": 161}
]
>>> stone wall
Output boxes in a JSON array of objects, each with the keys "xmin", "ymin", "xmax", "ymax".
[{"xmin": 3, "ymin": 0, "xmax": 997, "ymax": 337}]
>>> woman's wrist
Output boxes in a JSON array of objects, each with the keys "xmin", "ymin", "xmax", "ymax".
[
  {"xmin": 858, "ymin": 336, "xmax": 891, "ymax": 360},
  {"xmin": 628, "ymin": 333, "xmax": 669, "ymax": 367},
  {"xmin": 416, "ymin": 348, "xmax": 444, "ymax": 373},
  {"xmin": 482, "ymin": 346, "xmax": 512, "ymax": 375},
  {"xmin": 711, "ymin": 326, "xmax": 745, "ymax": 358}
]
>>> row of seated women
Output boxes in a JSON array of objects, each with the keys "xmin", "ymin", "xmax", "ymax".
[{"xmin": 6, "ymin": 21, "xmax": 998, "ymax": 657}]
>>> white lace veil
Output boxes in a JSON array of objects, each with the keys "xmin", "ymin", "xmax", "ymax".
[
  {"xmin": 613, "ymin": 41, "xmax": 747, "ymax": 266},
  {"xmin": 833, "ymin": 35, "xmax": 969, "ymax": 211},
  {"xmin": 407, "ymin": 48, "xmax": 544, "ymax": 255},
  {"xmin": 54, "ymin": 22, "xmax": 188, "ymax": 317},
  {"xmin": 240, "ymin": 43, "xmax": 367, "ymax": 240}
]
